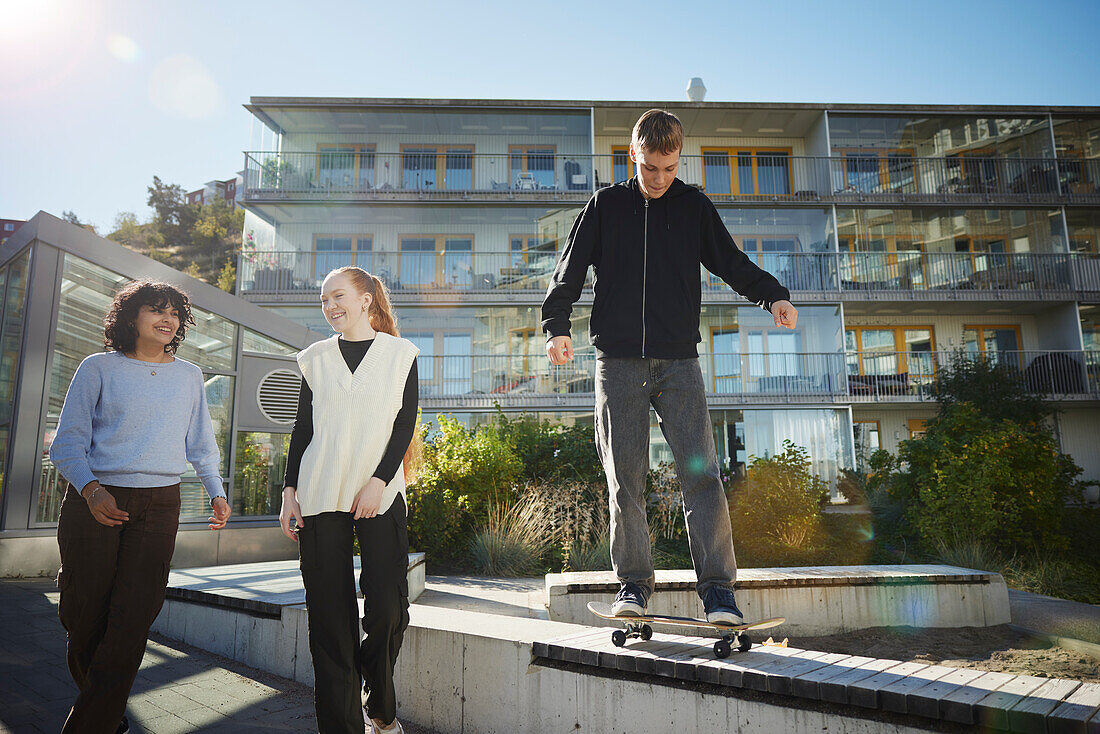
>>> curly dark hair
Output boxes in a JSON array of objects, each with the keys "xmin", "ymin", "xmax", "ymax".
[{"xmin": 103, "ymin": 280, "xmax": 195, "ymax": 355}]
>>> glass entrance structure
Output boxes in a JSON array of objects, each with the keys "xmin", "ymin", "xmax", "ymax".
[{"xmin": 0, "ymin": 213, "xmax": 318, "ymax": 576}]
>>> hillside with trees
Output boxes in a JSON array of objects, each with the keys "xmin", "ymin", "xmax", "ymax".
[{"xmin": 106, "ymin": 176, "xmax": 244, "ymax": 292}]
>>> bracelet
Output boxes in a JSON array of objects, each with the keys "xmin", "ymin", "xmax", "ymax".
[{"xmin": 86, "ymin": 485, "xmax": 100, "ymax": 502}]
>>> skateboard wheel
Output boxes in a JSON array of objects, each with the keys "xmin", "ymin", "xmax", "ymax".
[
  {"xmin": 611, "ymin": 629, "xmax": 627, "ymax": 647},
  {"xmin": 639, "ymin": 624, "xmax": 653, "ymax": 641},
  {"xmin": 738, "ymin": 635, "xmax": 752, "ymax": 653},
  {"xmin": 713, "ymin": 639, "xmax": 732, "ymax": 658}
]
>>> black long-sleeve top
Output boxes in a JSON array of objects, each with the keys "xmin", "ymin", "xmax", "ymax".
[{"xmin": 282, "ymin": 337, "xmax": 418, "ymax": 488}]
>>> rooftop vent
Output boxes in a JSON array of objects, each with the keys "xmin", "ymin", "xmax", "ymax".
[{"xmin": 687, "ymin": 77, "xmax": 706, "ymax": 102}]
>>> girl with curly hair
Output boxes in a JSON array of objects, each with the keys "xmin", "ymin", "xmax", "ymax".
[
  {"xmin": 49, "ymin": 279, "xmax": 232, "ymax": 733},
  {"xmin": 280, "ymin": 266, "xmax": 420, "ymax": 734}
]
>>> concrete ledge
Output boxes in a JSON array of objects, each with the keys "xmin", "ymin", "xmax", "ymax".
[
  {"xmin": 546, "ymin": 565, "xmax": 1011, "ymax": 636},
  {"xmin": 151, "ymin": 554, "xmax": 426, "ymax": 688},
  {"xmin": 0, "ymin": 522, "xmax": 299, "ymax": 578},
  {"xmin": 533, "ymin": 628, "xmax": 1100, "ymax": 732},
  {"xmin": 149, "ymin": 567, "xmax": 1097, "ymax": 733}
]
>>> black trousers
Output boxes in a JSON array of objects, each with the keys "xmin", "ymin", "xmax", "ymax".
[
  {"xmin": 298, "ymin": 495, "xmax": 410, "ymax": 733},
  {"xmin": 55, "ymin": 483, "xmax": 181, "ymax": 734}
]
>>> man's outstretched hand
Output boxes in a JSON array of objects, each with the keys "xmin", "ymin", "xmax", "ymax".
[
  {"xmin": 771, "ymin": 300, "xmax": 798, "ymax": 329},
  {"xmin": 546, "ymin": 335, "xmax": 574, "ymax": 365}
]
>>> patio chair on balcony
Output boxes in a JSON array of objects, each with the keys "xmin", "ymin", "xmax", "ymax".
[
  {"xmin": 514, "ymin": 172, "xmax": 538, "ymax": 191},
  {"xmin": 1024, "ymin": 353, "xmax": 1086, "ymax": 394}
]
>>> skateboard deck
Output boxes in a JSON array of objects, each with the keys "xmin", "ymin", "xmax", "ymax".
[{"xmin": 588, "ymin": 601, "xmax": 785, "ymax": 658}]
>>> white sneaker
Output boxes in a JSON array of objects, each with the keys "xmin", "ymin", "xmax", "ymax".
[{"xmin": 367, "ymin": 716, "xmax": 404, "ymax": 734}]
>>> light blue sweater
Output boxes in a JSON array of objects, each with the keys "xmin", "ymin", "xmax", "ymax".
[{"xmin": 49, "ymin": 351, "xmax": 227, "ymax": 500}]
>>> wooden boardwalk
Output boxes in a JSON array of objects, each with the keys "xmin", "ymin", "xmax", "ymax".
[{"xmin": 532, "ymin": 629, "xmax": 1100, "ymax": 732}]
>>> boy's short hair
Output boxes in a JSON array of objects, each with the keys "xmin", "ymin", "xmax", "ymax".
[{"xmin": 632, "ymin": 109, "xmax": 684, "ymax": 155}]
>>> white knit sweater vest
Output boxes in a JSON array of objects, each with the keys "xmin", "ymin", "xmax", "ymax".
[{"xmin": 295, "ymin": 332, "xmax": 419, "ymax": 517}]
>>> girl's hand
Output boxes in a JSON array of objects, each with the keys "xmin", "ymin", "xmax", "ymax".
[
  {"xmin": 351, "ymin": 477, "xmax": 386, "ymax": 520},
  {"xmin": 209, "ymin": 496, "xmax": 232, "ymax": 530},
  {"xmin": 280, "ymin": 486, "xmax": 304, "ymax": 541},
  {"xmin": 82, "ymin": 482, "xmax": 129, "ymax": 527}
]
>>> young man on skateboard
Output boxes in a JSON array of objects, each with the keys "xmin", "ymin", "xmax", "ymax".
[{"xmin": 542, "ymin": 109, "xmax": 798, "ymax": 623}]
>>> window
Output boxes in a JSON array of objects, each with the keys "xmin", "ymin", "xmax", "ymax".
[
  {"xmin": 399, "ymin": 235, "xmax": 474, "ymax": 288},
  {"xmin": 233, "ymin": 432, "xmax": 291, "ymax": 517},
  {"xmin": 701, "ymin": 148, "xmax": 792, "ymax": 197},
  {"xmin": 405, "ymin": 333, "xmax": 435, "ymax": 396},
  {"xmin": 907, "ymin": 419, "xmax": 928, "ymax": 439},
  {"xmin": 509, "ymin": 235, "xmax": 557, "ymax": 270},
  {"xmin": 401, "ymin": 145, "xmax": 474, "ymax": 190},
  {"xmin": 510, "ymin": 145, "xmax": 556, "ymax": 189},
  {"xmin": 962, "ymin": 325, "xmax": 1021, "ymax": 367},
  {"xmin": 3, "ymin": 223, "xmax": 13, "ymax": 231},
  {"xmin": 317, "ymin": 145, "xmax": 375, "ymax": 189},
  {"xmin": 313, "ymin": 235, "xmax": 372, "ymax": 283},
  {"xmin": 845, "ymin": 326, "xmax": 935, "ymax": 379},
  {"xmin": 0, "ymin": 250, "xmax": 30, "ymax": 508},
  {"xmin": 710, "ymin": 327, "xmax": 741, "ymax": 392},
  {"xmin": 838, "ymin": 235, "xmax": 925, "ymax": 288},
  {"xmin": 612, "ymin": 146, "xmax": 634, "ymax": 184},
  {"xmin": 838, "ymin": 149, "xmax": 917, "ymax": 194},
  {"xmin": 852, "ymin": 420, "xmax": 881, "ymax": 471}
]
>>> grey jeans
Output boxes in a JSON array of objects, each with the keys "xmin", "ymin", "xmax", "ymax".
[{"xmin": 595, "ymin": 355, "xmax": 737, "ymax": 599}]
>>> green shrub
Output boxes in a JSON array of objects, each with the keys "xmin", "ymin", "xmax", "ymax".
[
  {"xmin": 495, "ymin": 412, "xmax": 604, "ymax": 484},
  {"xmin": 469, "ymin": 494, "xmax": 558, "ymax": 576},
  {"xmin": 407, "ymin": 416, "xmax": 522, "ymax": 568},
  {"xmin": 887, "ymin": 403, "xmax": 1080, "ymax": 554},
  {"xmin": 728, "ymin": 440, "xmax": 829, "ymax": 556}
]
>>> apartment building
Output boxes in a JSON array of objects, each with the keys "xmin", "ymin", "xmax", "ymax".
[{"xmin": 237, "ymin": 97, "xmax": 1100, "ymax": 496}]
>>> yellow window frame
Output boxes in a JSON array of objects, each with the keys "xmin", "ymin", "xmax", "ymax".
[
  {"xmin": 398, "ymin": 234, "xmax": 475, "ymax": 287},
  {"xmin": 399, "ymin": 144, "xmax": 475, "ymax": 190},
  {"xmin": 846, "ymin": 325, "xmax": 936, "ymax": 376},
  {"xmin": 315, "ymin": 144, "xmax": 376, "ymax": 187},
  {"xmin": 700, "ymin": 146, "xmax": 794, "ymax": 197}
]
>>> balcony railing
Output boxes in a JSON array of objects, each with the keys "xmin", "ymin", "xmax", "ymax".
[
  {"xmin": 838, "ymin": 251, "xmax": 1098, "ymax": 295},
  {"xmin": 239, "ymin": 250, "xmax": 1100, "ymax": 298},
  {"xmin": 416, "ymin": 352, "xmax": 848, "ymax": 400},
  {"xmin": 408, "ymin": 349, "xmax": 1099, "ymax": 401},
  {"xmin": 244, "ymin": 151, "xmax": 594, "ymax": 199},
  {"xmin": 243, "ymin": 151, "xmax": 1099, "ymax": 204},
  {"xmin": 845, "ymin": 349, "xmax": 1100, "ymax": 401}
]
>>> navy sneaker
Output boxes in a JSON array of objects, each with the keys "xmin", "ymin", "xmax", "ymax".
[
  {"xmin": 611, "ymin": 582, "xmax": 649, "ymax": 617},
  {"xmin": 702, "ymin": 586, "xmax": 744, "ymax": 625}
]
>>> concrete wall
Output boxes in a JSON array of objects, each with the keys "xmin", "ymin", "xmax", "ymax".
[
  {"xmin": 153, "ymin": 599, "xmax": 943, "ymax": 733},
  {"xmin": 0, "ymin": 522, "xmax": 296, "ymax": 578}
]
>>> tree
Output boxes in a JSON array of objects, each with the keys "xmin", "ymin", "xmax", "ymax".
[
  {"xmin": 146, "ymin": 176, "xmax": 197, "ymax": 247},
  {"xmin": 61, "ymin": 210, "xmax": 97, "ymax": 234},
  {"xmin": 217, "ymin": 259, "xmax": 236, "ymax": 293}
]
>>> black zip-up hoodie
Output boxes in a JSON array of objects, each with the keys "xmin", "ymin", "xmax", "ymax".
[{"xmin": 541, "ymin": 177, "xmax": 792, "ymax": 359}]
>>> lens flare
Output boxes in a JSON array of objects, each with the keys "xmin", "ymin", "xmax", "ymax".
[
  {"xmin": 148, "ymin": 54, "xmax": 221, "ymax": 119},
  {"xmin": 107, "ymin": 34, "xmax": 140, "ymax": 62}
]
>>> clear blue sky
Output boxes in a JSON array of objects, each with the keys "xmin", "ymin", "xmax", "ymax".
[{"xmin": 3, "ymin": 0, "xmax": 1099, "ymax": 232}]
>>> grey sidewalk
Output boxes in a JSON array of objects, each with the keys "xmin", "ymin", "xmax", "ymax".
[{"xmin": 0, "ymin": 578, "xmax": 439, "ymax": 734}]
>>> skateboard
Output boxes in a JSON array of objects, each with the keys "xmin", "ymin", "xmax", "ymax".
[{"xmin": 587, "ymin": 601, "xmax": 785, "ymax": 659}]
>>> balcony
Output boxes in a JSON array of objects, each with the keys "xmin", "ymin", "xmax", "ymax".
[
  {"xmin": 409, "ymin": 349, "xmax": 1099, "ymax": 408},
  {"xmin": 244, "ymin": 151, "xmax": 594, "ymax": 203},
  {"xmin": 839, "ymin": 252, "xmax": 1100, "ymax": 299},
  {"xmin": 239, "ymin": 249, "xmax": 1099, "ymax": 303},
  {"xmin": 845, "ymin": 349, "xmax": 1100, "ymax": 402},
  {"xmin": 416, "ymin": 352, "xmax": 849, "ymax": 410},
  {"xmin": 243, "ymin": 152, "xmax": 1100, "ymax": 205},
  {"xmin": 239, "ymin": 250, "xmax": 843, "ymax": 300}
]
